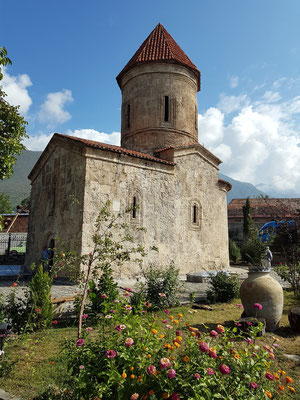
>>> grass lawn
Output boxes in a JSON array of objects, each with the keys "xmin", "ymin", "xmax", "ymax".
[{"xmin": 0, "ymin": 290, "xmax": 299, "ymax": 399}]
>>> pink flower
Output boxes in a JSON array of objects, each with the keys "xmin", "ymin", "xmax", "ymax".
[
  {"xmin": 79, "ymin": 365, "xmax": 84, "ymax": 370},
  {"xmin": 125, "ymin": 287, "xmax": 133, "ymax": 292},
  {"xmin": 236, "ymin": 304, "xmax": 243, "ymax": 308},
  {"xmin": 210, "ymin": 330, "xmax": 218, "ymax": 338},
  {"xmin": 35, "ymin": 308, "xmax": 41, "ymax": 312},
  {"xmin": 250, "ymin": 382, "xmax": 258, "ymax": 389},
  {"xmin": 246, "ymin": 322, "xmax": 252, "ymax": 325},
  {"xmin": 269, "ymin": 353, "xmax": 275, "ymax": 360},
  {"xmin": 159, "ymin": 357, "xmax": 171, "ymax": 369},
  {"xmin": 159, "ymin": 293, "xmax": 166, "ymax": 297},
  {"xmin": 216, "ymin": 324, "xmax": 224, "ymax": 334},
  {"xmin": 82, "ymin": 314, "xmax": 88, "ymax": 319},
  {"xmin": 252, "ymin": 352, "xmax": 257, "ymax": 357},
  {"xmin": 234, "ymin": 322, "xmax": 242, "ymax": 327},
  {"xmin": 194, "ymin": 373, "xmax": 201, "ymax": 379},
  {"xmin": 85, "ymin": 327, "xmax": 93, "ymax": 332},
  {"xmin": 125, "ymin": 305, "xmax": 132, "ymax": 311},
  {"xmin": 166, "ymin": 324, "xmax": 173, "ymax": 329},
  {"xmin": 162, "ymin": 319, "xmax": 168, "ymax": 324},
  {"xmin": 106, "ymin": 349, "xmax": 116, "ymax": 358},
  {"xmin": 176, "ymin": 330, "xmax": 182, "ymax": 336},
  {"xmin": 76, "ymin": 338, "xmax": 85, "ymax": 346},
  {"xmin": 254, "ymin": 303, "xmax": 262, "ymax": 310},
  {"xmin": 52, "ymin": 320, "xmax": 58, "ymax": 325},
  {"xmin": 199, "ymin": 342, "xmax": 210, "ymax": 353},
  {"xmin": 124, "ymin": 292, "xmax": 130, "ymax": 297},
  {"xmin": 164, "ymin": 309, "xmax": 170, "ymax": 314},
  {"xmin": 105, "ymin": 314, "xmax": 113, "ymax": 319},
  {"xmin": 170, "ymin": 394, "xmax": 180, "ymax": 400},
  {"xmin": 101, "ymin": 293, "xmax": 107, "ymax": 299},
  {"xmin": 273, "ymin": 343, "xmax": 279, "ymax": 348},
  {"xmin": 209, "ymin": 349, "xmax": 217, "ymax": 359},
  {"xmin": 207, "ymin": 368, "xmax": 214, "ymax": 375},
  {"xmin": 115, "ymin": 324, "xmax": 126, "ymax": 331},
  {"xmin": 265, "ymin": 372, "xmax": 274, "ymax": 381},
  {"xmin": 125, "ymin": 338, "xmax": 134, "ymax": 348},
  {"xmin": 130, "ymin": 394, "xmax": 139, "ymax": 400},
  {"xmin": 167, "ymin": 368, "xmax": 176, "ymax": 379},
  {"xmin": 246, "ymin": 337, "xmax": 253, "ymax": 344},
  {"xmin": 219, "ymin": 364, "xmax": 230, "ymax": 375},
  {"xmin": 147, "ymin": 365, "xmax": 157, "ymax": 375}
]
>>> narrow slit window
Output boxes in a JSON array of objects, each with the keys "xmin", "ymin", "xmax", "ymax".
[
  {"xmin": 127, "ymin": 104, "xmax": 131, "ymax": 128},
  {"xmin": 195, "ymin": 105, "xmax": 198, "ymax": 130},
  {"xmin": 132, "ymin": 196, "xmax": 137, "ymax": 219},
  {"xmin": 193, "ymin": 204, "xmax": 197, "ymax": 224},
  {"xmin": 164, "ymin": 96, "xmax": 169, "ymax": 122}
]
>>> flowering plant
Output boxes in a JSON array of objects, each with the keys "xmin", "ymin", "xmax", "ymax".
[{"xmin": 61, "ymin": 300, "xmax": 295, "ymax": 399}]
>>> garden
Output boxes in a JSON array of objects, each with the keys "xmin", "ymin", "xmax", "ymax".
[{"xmin": 0, "ymin": 201, "xmax": 299, "ymax": 399}]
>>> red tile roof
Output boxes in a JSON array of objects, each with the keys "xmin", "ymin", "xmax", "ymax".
[
  {"xmin": 56, "ymin": 134, "xmax": 175, "ymax": 166},
  {"xmin": 116, "ymin": 23, "xmax": 201, "ymax": 91},
  {"xmin": 228, "ymin": 198, "xmax": 300, "ymax": 219}
]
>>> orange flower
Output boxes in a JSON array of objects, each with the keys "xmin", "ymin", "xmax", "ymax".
[
  {"xmin": 273, "ymin": 373, "xmax": 280, "ymax": 380},
  {"xmin": 265, "ymin": 390, "xmax": 272, "ymax": 398},
  {"xmin": 286, "ymin": 376, "xmax": 293, "ymax": 384},
  {"xmin": 173, "ymin": 319, "xmax": 179, "ymax": 324},
  {"xmin": 278, "ymin": 385, "xmax": 284, "ymax": 391},
  {"xmin": 233, "ymin": 354, "xmax": 240, "ymax": 359},
  {"xmin": 130, "ymin": 366, "xmax": 134, "ymax": 371},
  {"xmin": 159, "ymin": 334, "xmax": 165, "ymax": 338},
  {"xmin": 164, "ymin": 343, "xmax": 171, "ymax": 349},
  {"xmin": 178, "ymin": 313, "xmax": 183, "ymax": 318},
  {"xmin": 183, "ymin": 356, "xmax": 189, "ymax": 362},
  {"xmin": 185, "ymin": 322, "xmax": 189, "ymax": 327},
  {"xmin": 142, "ymin": 347, "xmax": 147, "ymax": 351},
  {"xmin": 174, "ymin": 342, "xmax": 180, "ymax": 348},
  {"xmin": 50, "ymin": 361, "xmax": 55, "ymax": 365},
  {"xmin": 137, "ymin": 376, "xmax": 142, "ymax": 382},
  {"xmin": 121, "ymin": 372, "xmax": 127, "ymax": 379},
  {"xmin": 147, "ymin": 354, "xmax": 151, "ymax": 358},
  {"xmin": 130, "ymin": 374, "xmax": 135, "ymax": 379},
  {"xmin": 170, "ymin": 315, "xmax": 174, "ymax": 320},
  {"xmin": 191, "ymin": 332, "xmax": 196, "ymax": 337},
  {"xmin": 278, "ymin": 370, "xmax": 286, "ymax": 375},
  {"xmin": 287, "ymin": 386, "xmax": 295, "ymax": 393},
  {"xmin": 149, "ymin": 390, "xmax": 155, "ymax": 396},
  {"xmin": 163, "ymin": 393, "xmax": 169, "ymax": 399},
  {"xmin": 175, "ymin": 336, "xmax": 182, "ymax": 342},
  {"xmin": 151, "ymin": 329, "xmax": 158, "ymax": 334}
]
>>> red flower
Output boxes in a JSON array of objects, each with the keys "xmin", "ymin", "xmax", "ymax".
[
  {"xmin": 219, "ymin": 364, "xmax": 230, "ymax": 375},
  {"xmin": 52, "ymin": 320, "xmax": 58, "ymax": 325}
]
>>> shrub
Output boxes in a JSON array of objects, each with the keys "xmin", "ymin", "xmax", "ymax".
[
  {"xmin": 28, "ymin": 265, "xmax": 53, "ymax": 330},
  {"xmin": 276, "ymin": 262, "xmax": 300, "ymax": 298},
  {"xmin": 57, "ymin": 300, "xmax": 295, "ymax": 400},
  {"xmin": 206, "ymin": 272, "xmax": 240, "ymax": 304},
  {"xmin": 241, "ymin": 228, "xmax": 266, "ymax": 266},
  {"xmin": 229, "ymin": 240, "xmax": 241, "ymax": 263},
  {"xmin": 143, "ymin": 262, "xmax": 180, "ymax": 309}
]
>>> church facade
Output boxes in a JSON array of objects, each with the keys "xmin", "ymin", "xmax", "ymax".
[{"xmin": 26, "ymin": 23, "xmax": 231, "ymax": 277}]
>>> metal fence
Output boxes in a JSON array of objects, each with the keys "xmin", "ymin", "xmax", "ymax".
[{"xmin": 0, "ymin": 233, "xmax": 27, "ymax": 256}]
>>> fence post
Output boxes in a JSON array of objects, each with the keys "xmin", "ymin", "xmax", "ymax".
[{"xmin": 7, "ymin": 233, "xmax": 11, "ymax": 256}]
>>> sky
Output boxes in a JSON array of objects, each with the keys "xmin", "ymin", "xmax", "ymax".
[{"xmin": 1, "ymin": 0, "xmax": 300, "ymax": 196}]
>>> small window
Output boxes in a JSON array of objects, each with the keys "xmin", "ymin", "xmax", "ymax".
[
  {"xmin": 193, "ymin": 204, "xmax": 197, "ymax": 224},
  {"xmin": 164, "ymin": 96, "xmax": 169, "ymax": 122},
  {"xmin": 127, "ymin": 104, "xmax": 131, "ymax": 128},
  {"xmin": 132, "ymin": 196, "xmax": 137, "ymax": 219}
]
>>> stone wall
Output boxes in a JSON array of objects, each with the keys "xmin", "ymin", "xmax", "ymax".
[
  {"xmin": 81, "ymin": 145, "xmax": 229, "ymax": 279},
  {"xmin": 26, "ymin": 140, "xmax": 86, "ymax": 270},
  {"xmin": 120, "ymin": 63, "xmax": 199, "ymax": 155}
]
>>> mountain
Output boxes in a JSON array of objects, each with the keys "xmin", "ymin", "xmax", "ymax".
[
  {"xmin": 0, "ymin": 150, "xmax": 42, "ymax": 209},
  {"xmin": 0, "ymin": 150, "xmax": 267, "ymax": 209},
  {"xmin": 219, "ymin": 173, "xmax": 266, "ymax": 203}
]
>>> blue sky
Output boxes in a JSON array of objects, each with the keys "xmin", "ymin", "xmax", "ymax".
[{"xmin": 1, "ymin": 0, "xmax": 300, "ymax": 195}]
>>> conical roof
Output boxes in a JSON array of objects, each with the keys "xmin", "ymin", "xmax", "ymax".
[{"xmin": 116, "ymin": 23, "xmax": 200, "ymax": 91}]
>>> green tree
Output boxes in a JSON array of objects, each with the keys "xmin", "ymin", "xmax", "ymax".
[
  {"xmin": 242, "ymin": 197, "xmax": 252, "ymax": 244},
  {"xmin": 20, "ymin": 195, "xmax": 30, "ymax": 210},
  {"xmin": 0, "ymin": 193, "xmax": 12, "ymax": 213},
  {"xmin": 0, "ymin": 47, "xmax": 28, "ymax": 180}
]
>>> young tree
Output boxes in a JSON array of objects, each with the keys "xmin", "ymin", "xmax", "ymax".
[
  {"xmin": 0, "ymin": 193, "xmax": 12, "ymax": 213},
  {"xmin": 242, "ymin": 197, "xmax": 252, "ymax": 244},
  {"xmin": 0, "ymin": 47, "xmax": 28, "ymax": 180}
]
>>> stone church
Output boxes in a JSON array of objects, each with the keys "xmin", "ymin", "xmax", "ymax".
[{"xmin": 26, "ymin": 23, "xmax": 231, "ymax": 277}]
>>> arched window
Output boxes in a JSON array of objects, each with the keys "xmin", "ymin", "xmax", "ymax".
[{"xmin": 190, "ymin": 200, "xmax": 201, "ymax": 229}]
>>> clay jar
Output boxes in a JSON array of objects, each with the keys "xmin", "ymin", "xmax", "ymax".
[{"xmin": 240, "ymin": 271, "xmax": 283, "ymax": 331}]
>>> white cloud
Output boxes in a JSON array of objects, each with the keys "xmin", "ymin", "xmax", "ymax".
[
  {"xmin": 38, "ymin": 89, "xmax": 73, "ymax": 124},
  {"xmin": 198, "ymin": 83, "xmax": 300, "ymax": 195},
  {"xmin": 24, "ymin": 129, "xmax": 120, "ymax": 151},
  {"xmin": 229, "ymin": 75, "xmax": 239, "ymax": 88},
  {"xmin": 217, "ymin": 94, "xmax": 249, "ymax": 114},
  {"xmin": 67, "ymin": 129, "xmax": 120, "ymax": 146},
  {"xmin": 1, "ymin": 67, "xmax": 32, "ymax": 115}
]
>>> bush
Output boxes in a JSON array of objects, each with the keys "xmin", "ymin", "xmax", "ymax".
[
  {"xmin": 229, "ymin": 240, "xmax": 241, "ymax": 263},
  {"xmin": 4, "ymin": 288, "xmax": 32, "ymax": 333},
  {"xmin": 142, "ymin": 262, "xmax": 180, "ymax": 309},
  {"xmin": 56, "ymin": 299, "xmax": 295, "ymax": 400},
  {"xmin": 241, "ymin": 228, "xmax": 266, "ymax": 266},
  {"xmin": 276, "ymin": 262, "xmax": 300, "ymax": 298},
  {"xmin": 28, "ymin": 265, "xmax": 53, "ymax": 330},
  {"xmin": 206, "ymin": 272, "xmax": 240, "ymax": 304}
]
